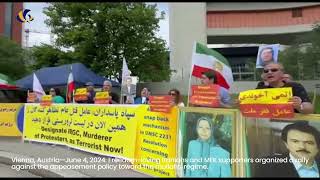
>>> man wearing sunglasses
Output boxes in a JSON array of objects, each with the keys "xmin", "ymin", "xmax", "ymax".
[{"xmin": 256, "ymin": 63, "xmax": 314, "ymax": 114}]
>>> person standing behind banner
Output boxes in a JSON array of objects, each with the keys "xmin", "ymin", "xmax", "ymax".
[
  {"xmin": 86, "ymin": 82, "xmax": 96, "ymax": 104},
  {"xmin": 255, "ymin": 63, "xmax": 314, "ymax": 114},
  {"xmin": 200, "ymin": 71, "xmax": 231, "ymax": 108},
  {"xmin": 257, "ymin": 73, "xmax": 269, "ymax": 87},
  {"xmin": 27, "ymin": 90, "xmax": 40, "ymax": 103},
  {"xmin": 185, "ymin": 116, "xmax": 231, "ymax": 177},
  {"xmin": 168, "ymin": 88, "xmax": 185, "ymax": 107},
  {"xmin": 102, "ymin": 80, "xmax": 119, "ymax": 104},
  {"xmin": 257, "ymin": 72, "xmax": 293, "ymax": 94},
  {"xmin": 134, "ymin": 87, "xmax": 150, "ymax": 104},
  {"xmin": 76, "ymin": 82, "xmax": 96, "ymax": 104},
  {"xmin": 49, "ymin": 88, "xmax": 65, "ymax": 103},
  {"xmin": 121, "ymin": 76, "xmax": 136, "ymax": 104}
]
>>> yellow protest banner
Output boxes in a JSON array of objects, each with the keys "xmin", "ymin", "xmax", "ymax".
[
  {"xmin": 24, "ymin": 104, "xmax": 138, "ymax": 160},
  {"xmin": 0, "ymin": 103, "xmax": 23, "ymax": 136},
  {"xmin": 134, "ymin": 105, "xmax": 178, "ymax": 177},
  {"xmin": 239, "ymin": 87, "xmax": 292, "ymax": 104},
  {"xmin": 23, "ymin": 104, "xmax": 179, "ymax": 177}
]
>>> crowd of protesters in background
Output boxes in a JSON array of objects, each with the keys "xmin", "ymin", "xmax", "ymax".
[{"xmin": 26, "ymin": 64, "xmax": 314, "ymax": 114}]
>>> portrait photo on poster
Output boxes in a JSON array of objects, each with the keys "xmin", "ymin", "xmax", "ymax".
[
  {"xmin": 246, "ymin": 118, "xmax": 320, "ymax": 178},
  {"xmin": 256, "ymin": 44, "xmax": 280, "ymax": 68},
  {"xmin": 121, "ymin": 76, "xmax": 138, "ymax": 104},
  {"xmin": 178, "ymin": 111, "xmax": 233, "ymax": 177}
]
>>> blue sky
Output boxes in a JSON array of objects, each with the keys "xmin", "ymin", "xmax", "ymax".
[{"xmin": 23, "ymin": 3, "xmax": 169, "ymax": 47}]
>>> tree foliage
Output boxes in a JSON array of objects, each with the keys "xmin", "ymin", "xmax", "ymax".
[
  {"xmin": 0, "ymin": 37, "xmax": 28, "ymax": 80},
  {"xmin": 279, "ymin": 23, "xmax": 320, "ymax": 80},
  {"xmin": 29, "ymin": 44, "xmax": 76, "ymax": 70},
  {"xmin": 40, "ymin": 2, "xmax": 171, "ymax": 82}
]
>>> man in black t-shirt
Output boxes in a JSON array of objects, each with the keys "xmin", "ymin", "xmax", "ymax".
[{"xmin": 255, "ymin": 63, "xmax": 314, "ymax": 114}]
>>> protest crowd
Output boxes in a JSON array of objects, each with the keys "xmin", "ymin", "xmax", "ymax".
[
  {"xmin": 26, "ymin": 61, "xmax": 314, "ymax": 115},
  {"xmin": 4, "ymin": 42, "xmax": 319, "ymax": 178}
]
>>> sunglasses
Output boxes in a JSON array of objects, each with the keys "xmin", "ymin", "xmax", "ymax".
[
  {"xmin": 169, "ymin": 93, "xmax": 176, "ymax": 96},
  {"xmin": 263, "ymin": 68, "xmax": 280, "ymax": 73}
]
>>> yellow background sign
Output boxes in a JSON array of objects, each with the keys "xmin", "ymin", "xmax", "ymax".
[
  {"xmin": 41, "ymin": 95, "xmax": 52, "ymax": 102},
  {"xmin": 95, "ymin": 92, "xmax": 109, "ymax": 99},
  {"xmin": 134, "ymin": 105, "xmax": 177, "ymax": 177},
  {"xmin": 24, "ymin": 104, "xmax": 138, "ymax": 159},
  {"xmin": 0, "ymin": 103, "xmax": 22, "ymax": 136},
  {"xmin": 239, "ymin": 87, "xmax": 292, "ymax": 104},
  {"xmin": 75, "ymin": 88, "xmax": 87, "ymax": 95},
  {"xmin": 23, "ymin": 104, "xmax": 178, "ymax": 177}
]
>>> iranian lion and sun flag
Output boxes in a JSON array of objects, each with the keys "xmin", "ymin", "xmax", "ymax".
[
  {"xmin": 189, "ymin": 42, "xmax": 234, "ymax": 107},
  {"xmin": 191, "ymin": 42, "xmax": 234, "ymax": 90}
]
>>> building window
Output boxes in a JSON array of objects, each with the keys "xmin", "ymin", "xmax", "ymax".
[
  {"xmin": 4, "ymin": 3, "xmax": 13, "ymax": 38},
  {"xmin": 231, "ymin": 64, "xmax": 255, "ymax": 81},
  {"xmin": 292, "ymin": 8, "xmax": 302, "ymax": 18}
]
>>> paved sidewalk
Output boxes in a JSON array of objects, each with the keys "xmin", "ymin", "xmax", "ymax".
[
  {"xmin": 0, "ymin": 163, "xmax": 39, "ymax": 177},
  {"xmin": 0, "ymin": 137, "xmax": 151, "ymax": 178}
]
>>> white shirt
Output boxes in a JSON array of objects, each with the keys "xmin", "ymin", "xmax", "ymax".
[
  {"xmin": 141, "ymin": 97, "xmax": 147, "ymax": 104},
  {"xmin": 127, "ymin": 86, "xmax": 131, "ymax": 94},
  {"xmin": 177, "ymin": 102, "xmax": 185, "ymax": 107}
]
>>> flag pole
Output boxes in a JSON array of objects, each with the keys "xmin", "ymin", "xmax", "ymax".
[
  {"xmin": 187, "ymin": 41, "xmax": 197, "ymax": 107},
  {"xmin": 27, "ymin": 90, "xmax": 29, "ymax": 102},
  {"xmin": 120, "ymin": 93, "xmax": 123, "ymax": 104},
  {"xmin": 120, "ymin": 59, "xmax": 124, "ymax": 104},
  {"xmin": 67, "ymin": 65, "xmax": 70, "ymax": 103},
  {"xmin": 72, "ymin": 90, "xmax": 75, "ymax": 103},
  {"xmin": 66, "ymin": 64, "xmax": 74, "ymax": 103},
  {"xmin": 120, "ymin": 57, "xmax": 131, "ymax": 104}
]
